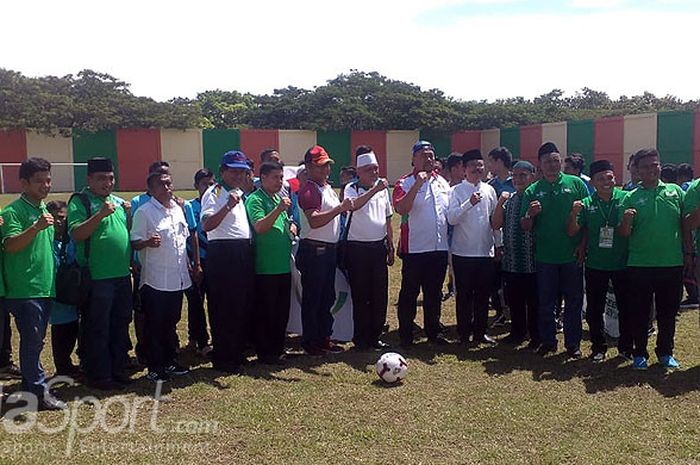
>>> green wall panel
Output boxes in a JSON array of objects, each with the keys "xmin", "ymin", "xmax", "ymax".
[
  {"xmin": 419, "ymin": 129, "xmax": 451, "ymax": 159},
  {"xmin": 72, "ymin": 129, "xmax": 118, "ymax": 191},
  {"xmin": 499, "ymin": 127, "xmax": 521, "ymax": 159},
  {"xmin": 657, "ymin": 111, "xmax": 693, "ymax": 165},
  {"xmin": 567, "ymin": 120, "xmax": 594, "ymax": 173},
  {"xmin": 316, "ymin": 130, "xmax": 351, "ymax": 186},
  {"xmin": 202, "ymin": 129, "xmax": 240, "ymax": 175}
]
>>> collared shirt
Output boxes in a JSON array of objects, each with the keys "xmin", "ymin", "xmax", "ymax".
[
  {"xmin": 1, "ymin": 195, "xmax": 55, "ymax": 299},
  {"xmin": 393, "ymin": 171, "xmax": 450, "ymax": 255},
  {"xmin": 184, "ymin": 198, "xmax": 208, "ymax": 263},
  {"xmin": 488, "ymin": 175, "xmax": 516, "ymax": 197},
  {"xmin": 621, "ymin": 181, "xmax": 684, "ymax": 267},
  {"xmin": 578, "ymin": 188, "xmax": 628, "ymax": 271},
  {"xmin": 447, "ymin": 180, "xmax": 498, "ymax": 257},
  {"xmin": 520, "ymin": 173, "xmax": 589, "ymax": 264},
  {"xmin": 298, "ymin": 180, "xmax": 341, "ymax": 243},
  {"xmin": 66, "ymin": 189, "xmax": 131, "ymax": 280},
  {"xmin": 245, "ymin": 188, "xmax": 293, "ymax": 274},
  {"xmin": 131, "ymin": 197, "xmax": 192, "ymax": 291},
  {"xmin": 343, "ymin": 182, "xmax": 393, "ymax": 242},
  {"xmin": 200, "ymin": 183, "xmax": 251, "ymax": 241}
]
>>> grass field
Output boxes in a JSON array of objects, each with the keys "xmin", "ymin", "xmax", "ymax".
[{"xmin": 0, "ymin": 191, "xmax": 698, "ymax": 465}]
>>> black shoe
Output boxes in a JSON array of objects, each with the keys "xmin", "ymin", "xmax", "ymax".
[
  {"xmin": 145, "ymin": 370, "xmax": 170, "ymax": 383},
  {"xmin": 502, "ymin": 334, "xmax": 525, "ymax": 345},
  {"xmin": 371, "ymin": 340, "xmax": 390, "ymax": 350},
  {"xmin": 491, "ymin": 314, "xmax": 508, "ymax": 328},
  {"xmin": 527, "ymin": 340, "xmax": 541, "ymax": 351},
  {"xmin": 88, "ymin": 379, "xmax": 126, "ymax": 391},
  {"xmin": 165, "ymin": 363, "xmax": 190, "ymax": 376},
  {"xmin": 679, "ymin": 298, "xmax": 699, "ymax": 309},
  {"xmin": 382, "ymin": 323, "xmax": 390, "ymax": 333},
  {"xmin": 475, "ymin": 335, "xmax": 497, "ymax": 345},
  {"xmin": 428, "ymin": 336, "xmax": 450, "ymax": 345},
  {"xmin": 537, "ymin": 345, "xmax": 557, "ymax": 356},
  {"xmin": 0, "ymin": 363, "xmax": 21, "ymax": 380},
  {"xmin": 39, "ymin": 394, "xmax": 67, "ymax": 411},
  {"xmin": 441, "ymin": 291, "xmax": 454, "ymax": 302},
  {"xmin": 412, "ymin": 322, "xmax": 423, "ymax": 335},
  {"xmin": 567, "ymin": 348, "xmax": 582, "ymax": 359}
]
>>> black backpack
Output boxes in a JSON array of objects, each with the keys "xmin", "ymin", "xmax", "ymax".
[{"xmin": 55, "ymin": 193, "xmax": 92, "ymax": 306}]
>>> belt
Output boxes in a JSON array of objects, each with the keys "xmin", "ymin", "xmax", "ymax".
[
  {"xmin": 346, "ymin": 239, "xmax": 386, "ymax": 246},
  {"xmin": 301, "ymin": 238, "xmax": 338, "ymax": 249}
]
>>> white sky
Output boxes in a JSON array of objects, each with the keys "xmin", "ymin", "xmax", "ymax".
[{"xmin": 2, "ymin": 0, "xmax": 699, "ymax": 102}]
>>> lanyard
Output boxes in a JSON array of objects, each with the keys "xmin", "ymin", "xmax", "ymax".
[{"xmin": 593, "ymin": 194, "xmax": 616, "ymax": 227}]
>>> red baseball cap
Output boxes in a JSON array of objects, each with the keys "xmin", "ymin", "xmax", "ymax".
[{"xmin": 304, "ymin": 145, "xmax": 335, "ymax": 166}]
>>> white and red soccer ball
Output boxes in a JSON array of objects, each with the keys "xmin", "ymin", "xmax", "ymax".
[{"xmin": 375, "ymin": 352, "xmax": 408, "ymax": 384}]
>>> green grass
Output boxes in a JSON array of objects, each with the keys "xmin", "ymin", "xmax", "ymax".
[{"xmin": 0, "ymin": 192, "xmax": 698, "ymax": 465}]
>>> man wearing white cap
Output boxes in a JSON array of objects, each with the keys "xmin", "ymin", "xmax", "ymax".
[{"xmin": 344, "ymin": 147, "xmax": 394, "ymax": 350}]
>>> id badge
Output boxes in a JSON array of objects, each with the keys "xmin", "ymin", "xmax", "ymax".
[{"xmin": 599, "ymin": 226, "xmax": 614, "ymax": 249}]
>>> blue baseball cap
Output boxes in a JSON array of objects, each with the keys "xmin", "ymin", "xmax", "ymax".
[
  {"xmin": 412, "ymin": 140, "xmax": 434, "ymax": 155},
  {"xmin": 221, "ymin": 150, "xmax": 250, "ymax": 170}
]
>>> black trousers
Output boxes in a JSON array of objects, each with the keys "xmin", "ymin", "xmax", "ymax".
[
  {"xmin": 584, "ymin": 268, "xmax": 632, "ymax": 355},
  {"xmin": 185, "ymin": 270, "xmax": 210, "ymax": 347},
  {"xmin": 626, "ymin": 266, "xmax": 682, "ymax": 359},
  {"xmin": 0, "ymin": 300, "xmax": 12, "ymax": 366},
  {"xmin": 141, "ymin": 285, "xmax": 184, "ymax": 372},
  {"xmin": 254, "ymin": 273, "xmax": 291, "ymax": 360},
  {"xmin": 503, "ymin": 271, "xmax": 539, "ymax": 343},
  {"xmin": 398, "ymin": 251, "xmax": 448, "ymax": 343},
  {"xmin": 131, "ymin": 268, "xmax": 147, "ymax": 361},
  {"xmin": 51, "ymin": 320, "xmax": 79, "ymax": 374},
  {"xmin": 206, "ymin": 239, "xmax": 254, "ymax": 369},
  {"xmin": 452, "ymin": 256, "xmax": 495, "ymax": 341},
  {"xmin": 346, "ymin": 240, "xmax": 389, "ymax": 346}
]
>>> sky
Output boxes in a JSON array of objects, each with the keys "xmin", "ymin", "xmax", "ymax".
[{"xmin": 2, "ymin": 0, "xmax": 700, "ymax": 103}]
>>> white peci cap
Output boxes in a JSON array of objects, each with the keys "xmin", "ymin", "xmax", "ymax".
[{"xmin": 356, "ymin": 152, "xmax": 378, "ymax": 168}]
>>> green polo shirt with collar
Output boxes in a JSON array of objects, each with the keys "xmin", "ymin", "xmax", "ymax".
[
  {"xmin": 577, "ymin": 188, "xmax": 628, "ymax": 271},
  {"xmin": 520, "ymin": 172, "xmax": 590, "ymax": 264},
  {"xmin": 620, "ymin": 181, "xmax": 684, "ymax": 267},
  {"xmin": 67, "ymin": 189, "xmax": 131, "ymax": 280},
  {"xmin": 0, "ymin": 195, "xmax": 55, "ymax": 299},
  {"xmin": 245, "ymin": 188, "xmax": 292, "ymax": 275}
]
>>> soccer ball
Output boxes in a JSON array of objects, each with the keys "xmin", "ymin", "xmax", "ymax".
[{"xmin": 375, "ymin": 352, "xmax": 408, "ymax": 384}]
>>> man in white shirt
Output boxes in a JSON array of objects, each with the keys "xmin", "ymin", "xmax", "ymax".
[
  {"xmin": 447, "ymin": 149, "xmax": 499, "ymax": 345},
  {"xmin": 297, "ymin": 145, "xmax": 353, "ymax": 356},
  {"xmin": 200, "ymin": 150, "xmax": 254, "ymax": 373},
  {"xmin": 131, "ymin": 172, "xmax": 192, "ymax": 382},
  {"xmin": 344, "ymin": 150, "xmax": 394, "ymax": 350},
  {"xmin": 393, "ymin": 141, "xmax": 451, "ymax": 347}
]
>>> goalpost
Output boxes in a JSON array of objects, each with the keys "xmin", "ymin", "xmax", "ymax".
[{"xmin": 0, "ymin": 162, "xmax": 87, "ymax": 194}]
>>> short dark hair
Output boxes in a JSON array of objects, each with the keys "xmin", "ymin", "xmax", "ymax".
[
  {"xmin": 446, "ymin": 152, "xmax": 463, "ymax": 170},
  {"xmin": 565, "ymin": 154, "xmax": 585, "ymax": 173},
  {"xmin": 340, "ymin": 166, "xmax": 357, "ymax": 176},
  {"xmin": 194, "ymin": 168, "xmax": 214, "ymax": 186},
  {"xmin": 260, "ymin": 149, "xmax": 279, "ymax": 163},
  {"xmin": 19, "ymin": 157, "xmax": 51, "ymax": 180},
  {"xmin": 632, "ymin": 148, "xmax": 659, "ymax": 167},
  {"xmin": 355, "ymin": 145, "xmax": 373, "ymax": 157},
  {"xmin": 148, "ymin": 161, "xmax": 170, "ymax": 175},
  {"xmin": 488, "ymin": 147, "xmax": 513, "ymax": 169},
  {"xmin": 660, "ymin": 163, "xmax": 678, "ymax": 183},
  {"xmin": 260, "ymin": 161, "xmax": 284, "ymax": 177},
  {"xmin": 677, "ymin": 163, "xmax": 693, "ymax": 180},
  {"xmin": 47, "ymin": 200, "xmax": 66, "ymax": 214},
  {"xmin": 147, "ymin": 172, "xmax": 170, "ymax": 189}
]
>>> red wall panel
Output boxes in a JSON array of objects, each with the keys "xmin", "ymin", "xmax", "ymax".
[
  {"xmin": 350, "ymin": 130, "xmax": 387, "ymax": 177},
  {"xmin": 0, "ymin": 129, "xmax": 27, "ymax": 193},
  {"xmin": 594, "ymin": 116, "xmax": 624, "ymax": 181},
  {"xmin": 693, "ymin": 111, "xmax": 700, "ymax": 173},
  {"xmin": 519, "ymin": 125, "xmax": 542, "ymax": 165},
  {"xmin": 116, "ymin": 129, "xmax": 162, "ymax": 191},
  {"xmin": 451, "ymin": 131, "xmax": 481, "ymax": 154},
  {"xmin": 240, "ymin": 129, "xmax": 280, "ymax": 173}
]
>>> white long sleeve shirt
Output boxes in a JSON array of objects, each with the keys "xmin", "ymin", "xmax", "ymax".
[{"xmin": 447, "ymin": 180, "xmax": 498, "ymax": 258}]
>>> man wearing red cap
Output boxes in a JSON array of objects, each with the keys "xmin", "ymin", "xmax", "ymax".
[{"xmin": 297, "ymin": 145, "xmax": 353, "ymax": 355}]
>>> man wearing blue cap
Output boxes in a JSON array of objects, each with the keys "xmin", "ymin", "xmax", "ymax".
[
  {"xmin": 393, "ymin": 141, "xmax": 451, "ymax": 346},
  {"xmin": 200, "ymin": 150, "xmax": 254, "ymax": 373}
]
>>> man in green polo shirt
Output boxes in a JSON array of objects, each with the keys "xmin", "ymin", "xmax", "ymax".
[
  {"xmin": 567, "ymin": 160, "xmax": 631, "ymax": 363},
  {"xmin": 1, "ymin": 157, "xmax": 66, "ymax": 410},
  {"xmin": 67, "ymin": 157, "xmax": 133, "ymax": 390},
  {"xmin": 619, "ymin": 148, "xmax": 684, "ymax": 370},
  {"xmin": 521, "ymin": 142, "xmax": 589, "ymax": 358},
  {"xmin": 245, "ymin": 161, "xmax": 294, "ymax": 364}
]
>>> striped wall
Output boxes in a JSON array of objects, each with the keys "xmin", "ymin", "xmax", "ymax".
[{"xmin": 1, "ymin": 111, "xmax": 699, "ymax": 192}]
